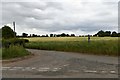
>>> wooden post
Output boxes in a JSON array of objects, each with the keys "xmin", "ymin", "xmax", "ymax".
[{"xmin": 88, "ymin": 34, "xmax": 90, "ymax": 43}]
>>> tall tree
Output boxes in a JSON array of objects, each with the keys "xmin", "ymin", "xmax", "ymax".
[
  {"xmin": 61, "ymin": 33, "xmax": 66, "ymax": 37},
  {"xmin": 118, "ymin": 33, "xmax": 120, "ymax": 37},
  {"xmin": 50, "ymin": 34, "xmax": 53, "ymax": 37},
  {"xmin": 97, "ymin": 30, "xmax": 105, "ymax": 37},
  {"xmin": 22, "ymin": 33, "xmax": 28, "ymax": 37},
  {"xmin": 2, "ymin": 25, "xmax": 15, "ymax": 39},
  {"xmin": 104, "ymin": 31, "xmax": 111, "ymax": 36},
  {"xmin": 0, "ymin": 29, "xmax": 2, "ymax": 38},
  {"xmin": 111, "ymin": 31, "xmax": 118, "ymax": 37},
  {"xmin": 71, "ymin": 34, "xmax": 75, "ymax": 37}
]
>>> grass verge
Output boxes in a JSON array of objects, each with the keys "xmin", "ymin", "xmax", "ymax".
[{"xmin": 2, "ymin": 45, "xmax": 30, "ymax": 59}]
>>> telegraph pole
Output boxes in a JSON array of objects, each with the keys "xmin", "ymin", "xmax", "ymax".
[{"xmin": 13, "ymin": 21, "xmax": 16, "ymax": 38}]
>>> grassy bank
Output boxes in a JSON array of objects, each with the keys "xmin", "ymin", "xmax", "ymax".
[
  {"xmin": 25, "ymin": 37, "xmax": 119, "ymax": 56},
  {"xmin": 2, "ymin": 45, "xmax": 30, "ymax": 59}
]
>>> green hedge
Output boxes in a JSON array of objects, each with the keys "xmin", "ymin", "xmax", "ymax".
[{"xmin": 2, "ymin": 38, "xmax": 29, "ymax": 48}]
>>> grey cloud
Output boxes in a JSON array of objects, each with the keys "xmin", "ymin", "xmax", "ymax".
[
  {"xmin": 46, "ymin": 2, "xmax": 63, "ymax": 10},
  {"xmin": 1, "ymin": 1, "xmax": 118, "ymax": 35},
  {"xmin": 2, "ymin": 2, "xmax": 56, "ymax": 24},
  {"xmin": 18, "ymin": 2, "xmax": 47, "ymax": 10}
]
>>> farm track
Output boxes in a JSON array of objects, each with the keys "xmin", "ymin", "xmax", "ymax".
[{"xmin": 2, "ymin": 49, "xmax": 118, "ymax": 78}]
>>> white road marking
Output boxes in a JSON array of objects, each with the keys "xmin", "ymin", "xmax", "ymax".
[
  {"xmin": 84, "ymin": 70, "xmax": 97, "ymax": 73},
  {"xmin": 101, "ymin": 70, "xmax": 107, "ymax": 73},
  {"xmin": 110, "ymin": 71, "xmax": 116, "ymax": 74},
  {"xmin": 63, "ymin": 64, "xmax": 69, "ymax": 67},
  {"xmin": 31, "ymin": 67, "xmax": 36, "ymax": 70},
  {"xmin": 52, "ymin": 69, "xmax": 58, "ymax": 72},
  {"xmin": 2, "ymin": 67, "xmax": 117, "ymax": 74},
  {"xmin": 53, "ymin": 67, "xmax": 61, "ymax": 70}
]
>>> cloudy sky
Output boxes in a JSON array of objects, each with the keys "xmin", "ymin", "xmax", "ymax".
[{"xmin": 0, "ymin": 0, "xmax": 118, "ymax": 36}]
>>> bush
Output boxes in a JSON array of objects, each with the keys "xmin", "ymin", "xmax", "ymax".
[{"xmin": 2, "ymin": 38, "xmax": 29, "ymax": 48}]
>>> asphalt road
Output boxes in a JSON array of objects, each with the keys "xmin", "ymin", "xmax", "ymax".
[{"xmin": 2, "ymin": 49, "xmax": 118, "ymax": 78}]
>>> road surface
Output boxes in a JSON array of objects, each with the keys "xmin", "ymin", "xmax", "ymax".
[{"xmin": 2, "ymin": 49, "xmax": 118, "ymax": 78}]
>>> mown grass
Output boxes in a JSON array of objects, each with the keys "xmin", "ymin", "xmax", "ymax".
[
  {"xmin": 25, "ymin": 37, "xmax": 119, "ymax": 56},
  {"xmin": 2, "ymin": 45, "xmax": 30, "ymax": 59}
]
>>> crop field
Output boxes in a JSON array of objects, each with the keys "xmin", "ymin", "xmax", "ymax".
[
  {"xmin": 24, "ymin": 37, "xmax": 118, "ymax": 42},
  {"xmin": 25, "ymin": 37, "xmax": 119, "ymax": 56}
]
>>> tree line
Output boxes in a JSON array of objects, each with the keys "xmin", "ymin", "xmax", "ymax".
[
  {"xmin": 93, "ymin": 30, "xmax": 120, "ymax": 37},
  {"xmin": 21, "ymin": 30, "xmax": 120, "ymax": 37},
  {"xmin": 20, "ymin": 33, "xmax": 76, "ymax": 37},
  {"xmin": 1, "ymin": 25, "xmax": 120, "ymax": 39}
]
